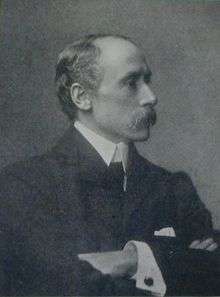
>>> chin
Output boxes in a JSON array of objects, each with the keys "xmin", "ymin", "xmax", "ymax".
[{"xmin": 126, "ymin": 128, "xmax": 150, "ymax": 142}]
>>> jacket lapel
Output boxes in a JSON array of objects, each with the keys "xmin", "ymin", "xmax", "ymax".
[
  {"xmin": 52, "ymin": 126, "xmax": 110, "ymax": 182},
  {"xmin": 123, "ymin": 145, "xmax": 165, "ymax": 239},
  {"xmin": 51, "ymin": 127, "xmax": 162, "ymax": 242}
]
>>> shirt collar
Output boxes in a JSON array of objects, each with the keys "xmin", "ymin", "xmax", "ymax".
[{"xmin": 74, "ymin": 121, "xmax": 128, "ymax": 171}]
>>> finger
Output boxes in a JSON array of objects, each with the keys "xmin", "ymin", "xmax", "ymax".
[
  {"xmin": 194, "ymin": 238, "xmax": 214, "ymax": 250},
  {"xmin": 189, "ymin": 240, "xmax": 201, "ymax": 248},
  {"xmin": 78, "ymin": 253, "xmax": 93, "ymax": 260},
  {"xmin": 206, "ymin": 242, "xmax": 218, "ymax": 252}
]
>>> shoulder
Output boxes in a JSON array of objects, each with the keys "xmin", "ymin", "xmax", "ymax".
[
  {"xmin": 139, "ymin": 154, "xmax": 191, "ymax": 181},
  {"xmin": 141, "ymin": 157, "xmax": 203, "ymax": 212},
  {"xmin": 0, "ymin": 149, "xmax": 79, "ymax": 222},
  {"xmin": 137, "ymin": 154, "xmax": 196, "ymax": 195},
  {"xmin": 0, "ymin": 147, "xmax": 77, "ymax": 192},
  {"xmin": 0, "ymin": 156, "xmax": 51, "ymax": 209},
  {"xmin": 1, "ymin": 153, "xmax": 53, "ymax": 183}
]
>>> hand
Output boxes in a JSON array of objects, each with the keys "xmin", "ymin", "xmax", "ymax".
[
  {"xmin": 78, "ymin": 247, "xmax": 137, "ymax": 278},
  {"xmin": 189, "ymin": 237, "xmax": 218, "ymax": 252}
]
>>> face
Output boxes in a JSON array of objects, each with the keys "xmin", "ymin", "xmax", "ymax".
[{"xmin": 91, "ymin": 37, "xmax": 157, "ymax": 143}]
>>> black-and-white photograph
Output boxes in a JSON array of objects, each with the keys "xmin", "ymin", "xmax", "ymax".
[{"xmin": 0, "ymin": 0, "xmax": 220, "ymax": 295}]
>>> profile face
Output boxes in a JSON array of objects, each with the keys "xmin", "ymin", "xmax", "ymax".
[{"xmin": 92, "ymin": 37, "xmax": 157, "ymax": 143}]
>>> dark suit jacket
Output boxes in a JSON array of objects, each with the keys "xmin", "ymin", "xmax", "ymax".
[{"xmin": 0, "ymin": 127, "xmax": 218, "ymax": 295}]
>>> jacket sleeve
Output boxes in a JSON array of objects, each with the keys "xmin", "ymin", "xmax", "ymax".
[
  {"xmin": 0, "ymin": 168, "xmax": 146, "ymax": 296},
  {"xmin": 147, "ymin": 236, "xmax": 220, "ymax": 296},
  {"xmin": 168, "ymin": 171, "xmax": 213, "ymax": 244}
]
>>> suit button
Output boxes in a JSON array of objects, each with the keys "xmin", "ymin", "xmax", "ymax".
[{"xmin": 144, "ymin": 277, "xmax": 154, "ymax": 286}]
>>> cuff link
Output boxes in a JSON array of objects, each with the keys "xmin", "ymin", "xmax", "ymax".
[{"xmin": 144, "ymin": 277, "xmax": 154, "ymax": 287}]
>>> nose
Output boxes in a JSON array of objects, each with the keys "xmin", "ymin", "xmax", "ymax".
[{"xmin": 139, "ymin": 84, "xmax": 157, "ymax": 107}]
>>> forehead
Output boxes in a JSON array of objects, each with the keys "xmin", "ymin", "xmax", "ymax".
[{"xmin": 94, "ymin": 37, "xmax": 149, "ymax": 78}]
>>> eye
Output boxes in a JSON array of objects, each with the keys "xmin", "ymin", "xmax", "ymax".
[
  {"xmin": 144, "ymin": 75, "xmax": 151, "ymax": 84},
  {"xmin": 128, "ymin": 79, "xmax": 137, "ymax": 89}
]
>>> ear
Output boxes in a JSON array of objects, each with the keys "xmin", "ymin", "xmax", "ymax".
[{"xmin": 70, "ymin": 83, "xmax": 92, "ymax": 111}]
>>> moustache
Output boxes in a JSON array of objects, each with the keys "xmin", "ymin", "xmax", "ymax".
[
  {"xmin": 129, "ymin": 108, "xmax": 157, "ymax": 130},
  {"xmin": 148, "ymin": 108, "xmax": 157, "ymax": 126}
]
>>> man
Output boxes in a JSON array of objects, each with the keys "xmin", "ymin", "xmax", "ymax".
[{"xmin": 0, "ymin": 34, "xmax": 219, "ymax": 296}]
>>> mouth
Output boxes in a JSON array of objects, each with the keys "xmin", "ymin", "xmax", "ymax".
[
  {"xmin": 130, "ymin": 108, "xmax": 157, "ymax": 130},
  {"xmin": 136, "ymin": 108, "xmax": 157, "ymax": 127}
]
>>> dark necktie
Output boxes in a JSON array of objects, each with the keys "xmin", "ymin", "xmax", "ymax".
[{"xmin": 108, "ymin": 162, "xmax": 124, "ymax": 189}]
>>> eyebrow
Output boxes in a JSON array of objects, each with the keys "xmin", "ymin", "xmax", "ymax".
[{"xmin": 119, "ymin": 68, "xmax": 152, "ymax": 85}]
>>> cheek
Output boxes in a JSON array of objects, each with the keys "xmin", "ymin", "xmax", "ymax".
[
  {"xmin": 94, "ymin": 90, "xmax": 138, "ymax": 124},
  {"xmin": 96, "ymin": 91, "xmax": 127, "ymax": 113}
]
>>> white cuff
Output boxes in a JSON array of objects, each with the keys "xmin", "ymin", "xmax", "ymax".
[{"xmin": 124, "ymin": 241, "xmax": 166, "ymax": 297}]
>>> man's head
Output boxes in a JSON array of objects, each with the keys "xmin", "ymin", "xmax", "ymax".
[{"xmin": 55, "ymin": 34, "xmax": 157, "ymax": 143}]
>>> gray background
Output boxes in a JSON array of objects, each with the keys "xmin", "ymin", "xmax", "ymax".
[{"xmin": 0, "ymin": 0, "xmax": 220, "ymax": 227}]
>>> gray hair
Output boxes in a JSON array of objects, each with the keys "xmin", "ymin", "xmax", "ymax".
[{"xmin": 55, "ymin": 34, "xmax": 135, "ymax": 120}]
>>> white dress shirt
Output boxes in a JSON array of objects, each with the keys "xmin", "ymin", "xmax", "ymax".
[{"xmin": 74, "ymin": 121, "xmax": 166, "ymax": 296}]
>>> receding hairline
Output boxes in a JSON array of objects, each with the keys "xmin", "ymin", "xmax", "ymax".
[
  {"xmin": 94, "ymin": 35, "xmax": 139, "ymax": 54},
  {"xmin": 56, "ymin": 34, "xmax": 140, "ymax": 85},
  {"xmin": 92, "ymin": 34, "xmax": 137, "ymax": 45},
  {"xmin": 57, "ymin": 34, "xmax": 138, "ymax": 61},
  {"xmin": 84, "ymin": 33, "xmax": 138, "ymax": 45},
  {"xmin": 55, "ymin": 34, "xmax": 142, "ymax": 120}
]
